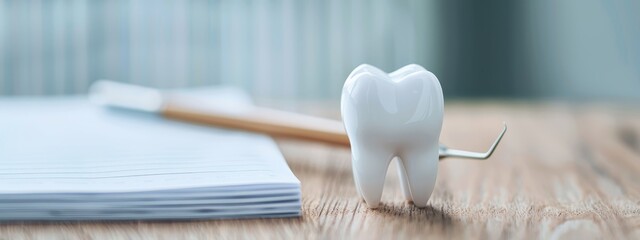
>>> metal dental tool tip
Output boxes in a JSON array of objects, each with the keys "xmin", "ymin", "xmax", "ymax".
[{"xmin": 439, "ymin": 123, "xmax": 507, "ymax": 160}]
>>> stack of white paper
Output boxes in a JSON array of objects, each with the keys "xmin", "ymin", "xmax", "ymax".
[{"xmin": 0, "ymin": 98, "xmax": 301, "ymax": 220}]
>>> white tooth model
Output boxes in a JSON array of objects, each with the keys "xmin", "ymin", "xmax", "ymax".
[{"xmin": 341, "ymin": 64, "xmax": 506, "ymax": 208}]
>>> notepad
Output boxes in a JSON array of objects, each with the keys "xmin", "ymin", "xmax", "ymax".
[{"xmin": 0, "ymin": 97, "xmax": 301, "ymax": 221}]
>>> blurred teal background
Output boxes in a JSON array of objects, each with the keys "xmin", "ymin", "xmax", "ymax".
[{"xmin": 0, "ymin": 0, "xmax": 638, "ymax": 101}]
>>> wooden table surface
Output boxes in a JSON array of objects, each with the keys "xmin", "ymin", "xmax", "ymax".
[{"xmin": 1, "ymin": 102, "xmax": 639, "ymax": 239}]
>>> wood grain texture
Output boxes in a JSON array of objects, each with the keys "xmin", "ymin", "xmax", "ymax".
[{"xmin": 1, "ymin": 102, "xmax": 639, "ymax": 239}]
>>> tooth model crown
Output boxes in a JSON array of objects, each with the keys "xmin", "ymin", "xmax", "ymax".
[{"xmin": 341, "ymin": 64, "xmax": 444, "ymax": 208}]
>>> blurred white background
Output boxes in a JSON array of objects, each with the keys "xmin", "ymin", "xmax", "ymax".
[{"xmin": 0, "ymin": 0, "xmax": 638, "ymax": 101}]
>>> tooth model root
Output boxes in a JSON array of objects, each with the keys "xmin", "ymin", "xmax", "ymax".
[
  {"xmin": 397, "ymin": 148, "xmax": 439, "ymax": 208},
  {"xmin": 351, "ymin": 147, "xmax": 394, "ymax": 209},
  {"xmin": 396, "ymin": 160, "xmax": 413, "ymax": 203}
]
